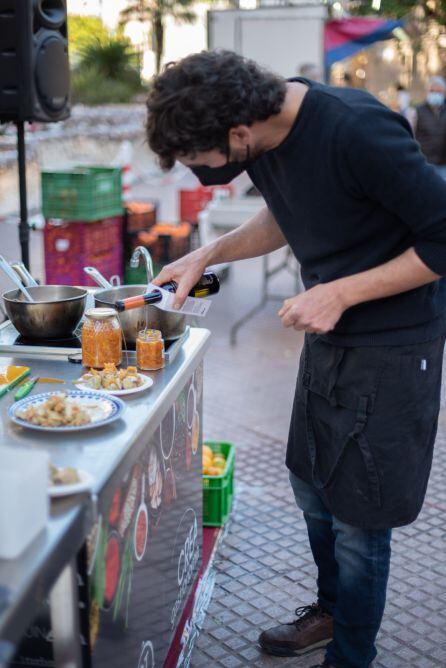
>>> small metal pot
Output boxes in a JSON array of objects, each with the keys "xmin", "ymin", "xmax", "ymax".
[
  {"xmin": 3, "ymin": 286, "xmax": 87, "ymax": 339},
  {"xmin": 94, "ymin": 286, "xmax": 186, "ymax": 344}
]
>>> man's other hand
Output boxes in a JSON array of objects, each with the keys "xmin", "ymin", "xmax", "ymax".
[{"xmin": 278, "ymin": 283, "xmax": 347, "ymax": 333}]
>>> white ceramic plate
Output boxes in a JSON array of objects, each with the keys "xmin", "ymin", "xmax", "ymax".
[
  {"xmin": 49, "ymin": 469, "xmax": 94, "ymax": 498},
  {"xmin": 75, "ymin": 373, "xmax": 153, "ymax": 396},
  {"xmin": 9, "ymin": 390, "xmax": 125, "ymax": 432}
]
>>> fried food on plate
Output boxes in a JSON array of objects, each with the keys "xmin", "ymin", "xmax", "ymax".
[
  {"xmin": 49, "ymin": 463, "xmax": 80, "ymax": 486},
  {"xmin": 78, "ymin": 364, "xmax": 143, "ymax": 391},
  {"xmin": 17, "ymin": 393, "xmax": 91, "ymax": 427}
]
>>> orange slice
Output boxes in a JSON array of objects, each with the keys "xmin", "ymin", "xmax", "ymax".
[{"xmin": 0, "ymin": 365, "xmax": 30, "ymax": 385}]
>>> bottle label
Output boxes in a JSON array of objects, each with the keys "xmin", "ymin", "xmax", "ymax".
[{"xmin": 146, "ymin": 283, "xmax": 212, "ymax": 317}]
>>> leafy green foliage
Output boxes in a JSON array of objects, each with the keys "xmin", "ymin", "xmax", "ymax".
[
  {"xmin": 79, "ymin": 37, "xmax": 140, "ymax": 81},
  {"xmin": 71, "ymin": 67, "xmax": 143, "ymax": 105},
  {"xmin": 349, "ymin": 0, "xmax": 446, "ymax": 25},
  {"xmin": 68, "ymin": 15, "xmax": 109, "ymax": 63},
  {"xmin": 71, "ymin": 36, "xmax": 145, "ymax": 105}
]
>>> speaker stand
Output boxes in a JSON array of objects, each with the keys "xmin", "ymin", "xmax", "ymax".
[{"xmin": 16, "ymin": 121, "xmax": 30, "ymax": 270}]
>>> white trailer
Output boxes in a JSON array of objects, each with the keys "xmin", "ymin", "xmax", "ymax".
[{"xmin": 207, "ymin": 4, "xmax": 327, "ymax": 79}]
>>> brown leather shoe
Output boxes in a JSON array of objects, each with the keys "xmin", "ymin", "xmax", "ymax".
[{"xmin": 259, "ymin": 602, "xmax": 333, "ymax": 657}]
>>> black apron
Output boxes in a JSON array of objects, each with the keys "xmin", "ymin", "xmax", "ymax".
[{"xmin": 286, "ymin": 334, "xmax": 445, "ymax": 530}]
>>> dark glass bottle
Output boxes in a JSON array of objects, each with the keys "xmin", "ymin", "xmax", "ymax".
[{"xmin": 114, "ymin": 272, "xmax": 220, "ymax": 312}]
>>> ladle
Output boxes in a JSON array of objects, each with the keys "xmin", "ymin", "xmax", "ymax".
[
  {"xmin": 83, "ymin": 266, "xmax": 113, "ymax": 289},
  {"xmin": 9, "ymin": 262, "xmax": 39, "ymax": 287},
  {"xmin": 0, "ymin": 255, "xmax": 34, "ymax": 302}
]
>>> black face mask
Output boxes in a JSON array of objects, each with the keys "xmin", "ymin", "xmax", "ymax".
[{"xmin": 190, "ymin": 146, "xmax": 251, "ymax": 186}]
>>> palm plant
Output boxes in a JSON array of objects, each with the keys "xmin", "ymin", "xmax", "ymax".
[
  {"xmin": 72, "ymin": 36, "xmax": 143, "ymax": 105},
  {"xmin": 120, "ymin": 0, "xmax": 196, "ymax": 76},
  {"xmin": 79, "ymin": 37, "xmax": 139, "ymax": 81}
]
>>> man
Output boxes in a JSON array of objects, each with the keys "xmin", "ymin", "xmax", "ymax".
[
  {"xmin": 298, "ymin": 62, "xmax": 322, "ymax": 83},
  {"xmin": 396, "ymin": 83, "xmax": 410, "ymax": 113},
  {"xmin": 147, "ymin": 51, "xmax": 446, "ymax": 668},
  {"xmin": 413, "ymin": 75, "xmax": 446, "ymax": 178}
]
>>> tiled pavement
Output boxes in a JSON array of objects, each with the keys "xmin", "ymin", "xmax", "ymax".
[{"xmin": 194, "ymin": 256, "xmax": 446, "ymax": 668}]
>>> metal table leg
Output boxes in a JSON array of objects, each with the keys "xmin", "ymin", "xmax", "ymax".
[
  {"xmin": 50, "ymin": 558, "xmax": 83, "ymax": 668},
  {"xmin": 230, "ymin": 248, "xmax": 302, "ymax": 345}
]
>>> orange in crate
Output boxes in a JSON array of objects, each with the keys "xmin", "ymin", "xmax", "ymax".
[
  {"xmin": 136, "ymin": 222, "xmax": 192, "ymax": 264},
  {"xmin": 125, "ymin": 201, "xmax": 157, "ymax": 233}
]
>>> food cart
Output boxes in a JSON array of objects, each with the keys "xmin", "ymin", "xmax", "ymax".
[{"xmin": 0, "ymin": 323, "xmax": 210, "ymax": 668}]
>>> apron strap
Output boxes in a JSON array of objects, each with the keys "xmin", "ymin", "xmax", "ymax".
[
  {"xmin": 304, "ymin": 391, "xmax": 382, "ymax": 507},
  {"xmin": 351, "ymin": 431, "xmax": 382, "ymax": 507}
]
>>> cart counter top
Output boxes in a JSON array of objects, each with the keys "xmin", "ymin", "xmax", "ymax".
[
  {"xmin": 0, "ymin": 327, "xmax": 210, "ymax": 493},
  {"xmin": 0, "ymin": 327, "xmax": 211, "ymax": 662}
]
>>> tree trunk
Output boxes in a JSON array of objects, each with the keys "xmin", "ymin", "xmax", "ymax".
[{"xmin": 153, "ymin": 13, "xmax": 164, "ymax": 75}]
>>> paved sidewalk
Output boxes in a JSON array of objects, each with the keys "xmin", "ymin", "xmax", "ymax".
[{"xmin": 195, "ymin": 258, "xmax": 446, "ymax": 668}]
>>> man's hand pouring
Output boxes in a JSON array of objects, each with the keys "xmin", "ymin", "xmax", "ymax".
[
  {"xmin": 151, "ymin": 249, "xmax": 209, "ymax": 309},
  {"xmin": 278, "ymin": 282, "xmax": 347, "ymax": 334}
]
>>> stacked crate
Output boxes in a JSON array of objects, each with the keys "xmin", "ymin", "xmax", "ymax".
[
  {"xmin": 124, "ymin": 220, "xmax": 192, "ymax": 284},
  {"xmin": 136, "ymin": 221, "xmax": 191, "ymax": 261},
  {"xmin": 41, "ymin": 167, "xmax": 124, "ymax": 286},
  {"xmin": 123, "ymin": 200, "xmax": 158, "ymax": 283},
  {"xmin": 179, "ymin": 185, "xmax": 233, "ymax": 224},
  {"xmin": 44, "ymin": 217, "xmax": 123, "ymax": 286},
  {"xmin": 124, "ymin": 200, "xmax": 157, "ymax": 234},
  {"xmin": 178, "ymin": 185, "xmax": 233, "ymax": 254}
]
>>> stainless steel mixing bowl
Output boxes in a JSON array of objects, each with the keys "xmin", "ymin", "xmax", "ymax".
[
  {"xmin": 94, "ymin": 285, "xmax": 187, "ymax": 345},
  {"xmin": 3, "ymin": 286, "xmax": 87, "ymax": 339}
]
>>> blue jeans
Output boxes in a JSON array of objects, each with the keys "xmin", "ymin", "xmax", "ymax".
[{"xmin": 289, "ymin": 471, "xmax": 391, "ymax": 668}]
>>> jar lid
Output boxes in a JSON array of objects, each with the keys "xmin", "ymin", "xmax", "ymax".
[
  {"xmin": 138, "ymin": 328, "xmax": 162, "ymax": 340},
  {"xmin": 85, "ymin": 307, "xmax": 117, "ymax": 320}
]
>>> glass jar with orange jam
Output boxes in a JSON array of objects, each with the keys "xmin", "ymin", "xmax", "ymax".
[
  {"xmin": 82, "ymin": 308, "xmax": 122, "ymax": 369},
  {"xmin": 136, "ymin": 329, "xmax": 165, "ymax": 371}
]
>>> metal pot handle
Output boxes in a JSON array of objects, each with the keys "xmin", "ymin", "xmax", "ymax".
[
  {"xmin": 83, "ymin": 266, "xmax": 113, "ymax": 289},
  {"xmin": 10, "ymin": 262, "xmax": 39, "ymax": 287}
]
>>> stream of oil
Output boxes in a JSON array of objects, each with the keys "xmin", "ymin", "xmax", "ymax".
[
  {"xmin": 118, "ymin": 313, "xmax": 130, "ymax": 368},
  {"xmin": 116, "ymin": 304, "xmax": 151, "ymax": 368}
]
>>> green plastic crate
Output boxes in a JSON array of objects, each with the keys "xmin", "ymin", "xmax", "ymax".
[
  {"xmin": 203, "ymin": 441, "xmax": 235, "ymax": 527},
  {"xmin": 41, "ymin": 166, "xmax": 123, "ymax": 221},
  {"xmin": 124, "ymin": 264, "xmax": 148, "ymax": 285}
]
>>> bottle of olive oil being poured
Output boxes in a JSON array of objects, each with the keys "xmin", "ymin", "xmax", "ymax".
[{"xmin": 114, "ymin": 271, "xmax": 220, "ymax": 312}]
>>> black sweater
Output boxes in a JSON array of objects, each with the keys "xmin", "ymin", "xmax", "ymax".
[{"xmin": 247, "ymin": 79, "xmax": 446, "ymax": 346}]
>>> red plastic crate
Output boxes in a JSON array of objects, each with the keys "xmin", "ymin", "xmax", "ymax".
[
  {"xmin": 45, "ymin": 251, "xmax": 122, "ymax": 287},
  {"xmin": 44, "ymin": 216, "xmax": 122, "ymax": 255},
  {"xmin": 44, "ymin": 217, "xmax": 123, "ymax": 286},
  {"xmin": 179, "ymin": 185, "xmax": 233, "ymax": 224}
]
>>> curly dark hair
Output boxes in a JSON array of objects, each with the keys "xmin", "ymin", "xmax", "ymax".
[{"xmin": 146, "ymin": 50, "xmax": 287, "ymax": 169}]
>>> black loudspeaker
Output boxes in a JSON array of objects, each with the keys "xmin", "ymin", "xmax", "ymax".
[{"xmin": 0, "ymin": 0, "xmax": 70, "ymax": 122}]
